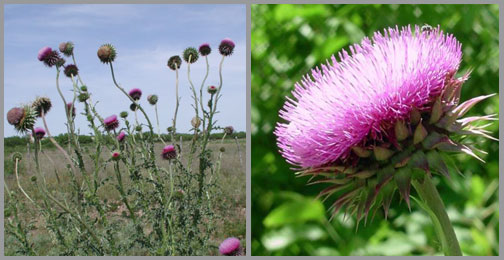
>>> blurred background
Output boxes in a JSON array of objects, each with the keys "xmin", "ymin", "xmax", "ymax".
[{"xmin": 251, "ymin": 4, "xmax": 499, "ymax": 256}]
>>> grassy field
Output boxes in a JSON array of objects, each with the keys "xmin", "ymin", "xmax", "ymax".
[{"xmin": 4, "ymin": 138, "xmax": 246, "ymax": 255}]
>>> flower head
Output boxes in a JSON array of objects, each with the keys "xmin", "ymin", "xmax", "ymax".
[
  {"xmin": 117, "ymin": 131, "xmax": 126, "ymax": 142},
  {"xmin": 111, "ymin": 151, "xmax": 121, "ymax": 161},
  {"xmin": 7, "ymin": 106, "xmax": 37, "ymax": 134},
  {"xmin": 224, "ymin": 126, "xmax": 234, "ymax": 135},
  {"xmin": 275, "ymin": 25, "xmax": 497, "ymax": 222},
  {"xmin": 104, "ymin": 115, "xmax": 119, "ymax": 131},
  {"xmin": 207, "ymin": 85, "xmax": 218, "ymax": 95},
  {"xmin": 199, "ymin": 43, "xmax": 211, "ymax": 56},
  {"xmin": 38, "ymin": 47, "xmax": 61, "ymax": 67},
  {"xmin": 97, "ymin": 43, "xmax": 116, "ymax": 64},
  {"xmin": 161, "ymin": 145, "xmax": 177, "ymax": 160},
  {"xmin": 183, "ymin": 47, "xmax": 199, "ymax": 64},
  {"xmin": 219, "ymin": 237, "xmax": 241, "ymax": 256},
  {"xmin": 167, "ymin": 55, "xmax": 182, "ymax": 70},
  {"xmin": 59, "ymin": 41, "xmax": 74, "ymax": 57},
  {"xmin": 147, "ymin": 94, "xmax": 158, "ymax": 105},
  {"xmin": 219, "ymin": 38, "xmax": 235, "ymax": 56},
  {"xmin": 32, "ymin": 97, "xmax": 52, "ymax": 117},
  {"xmin": 66, "ymin": 102, "xmax": 76, "ymax": 118},
  {"xmin": 128, "ymin": 88, "xmax": 142, "ymax": 101},
  {"xmin": 64, "ymin": 64, "xmax": 79, "ymax": 78},
  {"xmin": 33, "ymin": 127, "xmax": 46, "ymax": 139}
]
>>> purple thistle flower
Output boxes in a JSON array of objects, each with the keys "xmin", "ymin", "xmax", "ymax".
[
  {"xmin": 117, "ymin": 131, "xmax": 126, "ymax": 142},
  {"xmin": 33, "ymin": 127, "xmax": 46, "ymax": 139},
  {"xmin": 199, "ymin": 43, "xmax": 211, "ymax": 56},
  {"xmin": 161, "ymin": 145, "xmax": 177, "ymax": 160},
  {"xmin": 275, "ymin": 25, "xmax": 463, "ymax": 168},
  {"xmin": 104, "ymin": 115, "xmax": 119, "ymax": 131},
  {"xmin": 37, "ymin": 46, "xmax": 61, "ymax": 67},
  {"xmin": 111, "ymin": 151, "xmax": 120, "ymax": 161},
  {"xmin": 219, "ymin": 38, "xmax": 235, "ymax": 56},
  {"xmin": 128, "ymin": 88, "xmax": 142, "ymax": 101},
  {"xmin": 219, "ymin": 237, "xmax": 241, "ymax": 256},
  {"xmin": 38, "ymin": 47, "xmax": 52, "ymax": 61}
]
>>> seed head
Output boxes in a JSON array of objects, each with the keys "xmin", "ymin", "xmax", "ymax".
[
  {"xmin": 191, "ymin": 117, "xmax": 201, "ymax": 128},
  {"xmin": 97, "ymin": 44, "xmax": 116, "ymax": 64},
  {"xmin": 183, "ymin": 47, "xmax": 199, "ymax": 64},
  {"xmin": 219, "ymin": 38, "xmax": 235, "ymax": 56},
  {"xmin": 199, "ymin": 43, "xmax": 211, "ymax": 56}
]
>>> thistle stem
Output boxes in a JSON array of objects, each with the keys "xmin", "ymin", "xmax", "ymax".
[{"xmin": 412, "ymin": 177, "xmax": 462, "ymax": 256}]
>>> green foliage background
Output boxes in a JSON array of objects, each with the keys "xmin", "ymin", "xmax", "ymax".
[{"xmin": 251, "ymin": 4, "xmax": 499, "ymax": 256}]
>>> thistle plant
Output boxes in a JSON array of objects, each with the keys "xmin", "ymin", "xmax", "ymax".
[
  {"xmin": 5, "ymin": 38, "xmax": 239, "ymax": 255},
  {"xmin": 274, "ymin": 25, "xmax": 497, "ymax": 256}
]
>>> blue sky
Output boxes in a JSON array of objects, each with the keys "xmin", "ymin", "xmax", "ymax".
[{"xmin": 4, "ymin": 4, "xmax": 246, "ymax": 137}]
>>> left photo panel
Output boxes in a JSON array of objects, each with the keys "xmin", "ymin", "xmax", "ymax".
[{"xmin": 3, "ymin": 4, "xmax": 246, "ymax": 256}]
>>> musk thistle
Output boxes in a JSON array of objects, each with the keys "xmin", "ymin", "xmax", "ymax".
[{"xmin": 274, "ymin": 25, "xmax": 496, "ymax": 255}]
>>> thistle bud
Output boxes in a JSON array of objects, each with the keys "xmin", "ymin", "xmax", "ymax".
[
  {"xmin": 30, "ymin": 176, "xmax": 37, "ymax": 182},
  {"xmin": 80, "ymin": 85, "xmax": 88, "ymax": 92},
  {"xmin": 59, "ymin": 41, "xmax": 74, "ymax": 57},
  {"xmin": 220, "ymin": 147, "xmax": 226, "ymax": 153},
  {"xmin": 12, "ymin": 152, "xmax": 23, "ymax": 162},
  {"xmin": 207, "ymin": 85, "xmax": 218, "ymax": 95},
  {"xmin": 135, "ymin": 125, "xmax": 142, "ymax": 132},
  {"xmin": 111, "ymin": 151, "xmax": 121, "ymax": 161},
  {"xmin": 147, "ymin": 94, "xmax": 158, "ymax": 105},
  {"xmin": 183, "ymin": 47, "xmax": 199, "ymax": 64},
  {"xmin": 78, "ymin": 93, "xmax": 89, "ymax": 103},
  {"xmin": 130, "ymin": 103, "xmax": 138, "ymax": 111},
  {"xmin": 167, "ymin": 55, "xmax": 182, "ymax": 70},
  {"xmin": 120, "ymin": 111, "xmax": 129, "ymax": 118},
  {"xmin": 167, "ymin": 126, "xmax": 174, "ymax": 133}
]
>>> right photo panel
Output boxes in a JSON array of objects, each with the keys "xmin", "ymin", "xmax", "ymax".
[{"xmin": 251, "ymin": 4, "xmax": 499, "ymax": 256}]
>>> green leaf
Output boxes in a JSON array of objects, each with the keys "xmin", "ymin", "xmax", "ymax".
[{"xmin": 263, "ymin": 198, "xmax": 326, "ymax": 228}]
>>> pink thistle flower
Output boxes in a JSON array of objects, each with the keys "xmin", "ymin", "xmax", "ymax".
[
  {"xmin": 219, "ymin": 237, "xmax": 241, "ymax": 256},
  {"xmin": 275, "ymin": 25, "xmax": 463, "ymax": 168},
  {"xmin": 104, "ymin": 115, "xmax": 119, "ymax": 131},
  {"xmin": 219, "ymin": 38, "xmax": 235, "ymax": 56},
  {"xmin": 66, "ymin": 102, "xmax": 76, "ymax": 118},
  {"xmin": 117, "ymin": 131, "xmax": 126, "ymax": 142},
  {"xmin": 128, "ymin": 88, "xmax": 142, "ymax": 101},
  {"xmin": 199, "ymin": 43, "xmax": 211, "ymax": 56},
  {"xmin": 33, "ymin": 127, "xmax": 46, "ymax": 139},
  {"xmin": 161, "ymin": 145, "xmax": 177, "ymax": 160},
  {"xmin": 37, "ymin": 46, "xmax": 61, "ymax": 67},
  {"xmin": 111, "ymin": 151, "xmax": 120, "ymax": 161}
]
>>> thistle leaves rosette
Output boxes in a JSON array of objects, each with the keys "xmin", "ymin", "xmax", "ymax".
[{"xmin": 274, "ymin": 24, "xmax": 497, "ymax": 237}]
